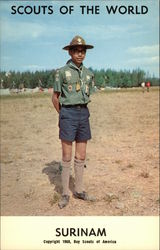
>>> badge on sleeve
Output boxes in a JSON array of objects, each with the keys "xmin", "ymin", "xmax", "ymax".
[
  {"xmin": 85, "ymin": 85, "xmax": 89, "ymax": 94},
  {"xmin": 55, "ymin": 70, "xmax": 59, "ymax": 81},
  {"xmin": 86, "ymin": 75, "xmax": 91, "ymax": 81}
]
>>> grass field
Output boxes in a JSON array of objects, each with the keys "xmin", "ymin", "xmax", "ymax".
[{"xmin": 0, "ymin": 87, "xmax": 159, "ymax": 215}]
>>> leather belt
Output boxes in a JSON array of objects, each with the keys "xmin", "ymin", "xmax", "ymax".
[{"xmin": 62, "ymin": 104, "xmax": 87, "ymax": 108}]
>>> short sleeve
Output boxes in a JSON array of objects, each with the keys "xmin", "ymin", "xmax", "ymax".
[{"xmin": 53, "ymin": 69, "xmax": 62, "ymax": 92}]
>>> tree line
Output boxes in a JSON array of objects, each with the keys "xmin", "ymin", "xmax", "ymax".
[{"xmin": 0, "ymin": 68, "xmax": 159, "ymax": 89}]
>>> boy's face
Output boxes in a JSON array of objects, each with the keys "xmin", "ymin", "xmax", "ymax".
[{"xmin": 69, "ymin": 46, "xmax": 86, "ymax": 67}]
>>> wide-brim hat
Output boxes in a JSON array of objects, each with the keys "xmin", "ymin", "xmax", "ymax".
[{"xmin": 63, "ymin": 35, "xmax": 94, "ymax": 50}]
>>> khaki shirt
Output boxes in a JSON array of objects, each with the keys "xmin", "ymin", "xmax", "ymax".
[{"xmin": 53, "ymin": 60, "xmax": 95, "ymax": 105}]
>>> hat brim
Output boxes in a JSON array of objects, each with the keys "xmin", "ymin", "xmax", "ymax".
[{"xmin": 63, "ymin": 44, "xmax": 94, "ymax": 50}]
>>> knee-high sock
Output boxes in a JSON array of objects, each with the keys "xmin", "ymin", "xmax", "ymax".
[
  {"xmin": 61, "ymin": 160, "xmax": 71, "ymax": 196},
  {"xmin": 74, "ymin": 158, "xmax": 85, "ymax": 193}
]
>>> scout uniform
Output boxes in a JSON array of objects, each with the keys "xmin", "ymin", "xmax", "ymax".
[
  {"xmin": 54, "ymin": 59, "xmax": 95, "ymax": 142},
  {"xmin": 54, "ymin": 60, "xmax": 94, "ymax": 106},
  {"xmin": 53, "ymin": 36, "xmax": 95, "ymax": 208}
]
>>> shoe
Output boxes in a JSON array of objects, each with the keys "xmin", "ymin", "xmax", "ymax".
[
  {"xmin": 58, "ymin": 195, "xmax": 70, "ymax": 209},
  {"xmin": 74, "ymin": 191, "xmax": 96, "ymax": 202}
]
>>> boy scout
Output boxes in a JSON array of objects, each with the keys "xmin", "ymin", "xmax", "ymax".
[{"xmin": 52, "ymin": 35, "xmax": 95, "ymax": 209}]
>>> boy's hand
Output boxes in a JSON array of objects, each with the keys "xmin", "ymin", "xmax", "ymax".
[{"xmin": 52, "ymin": 92, "xmax": 60, "ymax": 113}]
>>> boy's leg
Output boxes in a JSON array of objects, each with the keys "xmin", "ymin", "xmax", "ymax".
[
  {"xmin": 74, "ymin": 141, "xmax": 95, "ymax": 201},
  {"xmin": 58, "ymin": 140, "xmax": 72, "ymax": 209},
  {"xmin": 74, "ymin": 141, "xmax": 87, "ymax": 193}
]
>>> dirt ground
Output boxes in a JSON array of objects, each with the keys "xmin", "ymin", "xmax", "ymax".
[{"xmin": 0, "ymin": 88, "xmax": 159, "ymax": 216}]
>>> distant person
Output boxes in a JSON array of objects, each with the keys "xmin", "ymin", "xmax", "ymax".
[
  {"xmin": 146, "ymin": 81, "xmax": 151, "ymax": 92},
  {"xmin": 141, "ymin": 82, "xmax": 145, "ymax": 93},
  {"xmin": 52, "ymin": 36, "xmax": 95, "ymax": 209}
]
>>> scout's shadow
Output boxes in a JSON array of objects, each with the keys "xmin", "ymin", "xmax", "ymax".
[{"xmin": 42, "ymin": 160, "xmax": 74, "ymax": 194}]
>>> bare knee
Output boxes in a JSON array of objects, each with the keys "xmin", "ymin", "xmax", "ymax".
[
  {"xmin": 75, "ymin": 141, "xmax": 87, "ymax": 161},
  {"xmin": 62, "ymin": 150, "xmax": 72, "ymax": 162},
  {"xmin": 62, "ymin": 155, "xmax": 72, "ymax": 162},
  {"xmin": 75, "ymin": 153, "xmax": 86, "ymax": 161},
  {"xmin": 61, "ymin": 140, "xmax": 72, "ymax": 162}
]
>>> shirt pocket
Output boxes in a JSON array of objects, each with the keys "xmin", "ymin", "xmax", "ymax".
[
  {"xmin": 63, "ymin": 81, "xmax": 77, "ymax": 93},
  {"xmin": 63, "ymin": 74, "xmax": 78, "ymax": 93}
]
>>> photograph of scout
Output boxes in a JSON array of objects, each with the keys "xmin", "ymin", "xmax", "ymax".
[{"xmin": 52, "ymin": 35, "xmax": 95, "ymax": 209}]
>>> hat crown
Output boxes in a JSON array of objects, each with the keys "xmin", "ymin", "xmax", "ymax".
[{"xmin": 70, "ymin": 36, "xmax": 86, "ymax": 46}]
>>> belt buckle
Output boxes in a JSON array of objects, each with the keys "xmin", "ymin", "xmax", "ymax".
[{"xmin": 76, "ymin": 105, "xmax": 81, "ymax": 109}]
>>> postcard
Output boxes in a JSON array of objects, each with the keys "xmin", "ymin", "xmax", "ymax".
[{"xmin": 0, "ymin": 0, "xmax": 159, "ymax": 249}]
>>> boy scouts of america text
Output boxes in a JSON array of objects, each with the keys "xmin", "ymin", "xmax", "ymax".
[{"xmin": 11, "ymin": 5, "xmax": 148, "ymax": 15}]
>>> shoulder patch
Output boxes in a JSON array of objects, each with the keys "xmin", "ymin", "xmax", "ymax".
[{"xmin": 55, "ymin": 70, "xmax": 60, "ymax": 81}]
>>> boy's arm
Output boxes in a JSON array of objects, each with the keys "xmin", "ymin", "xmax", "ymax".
[
  {"xmin": 52, "ymin": 69, "xmax": 62, "ymax": 113},
  {"xmin": 89, "ymin": 74, "xmax": 95, "ymax": 94},
  {"xmin": 52, "ymin": 91, "xmax": 61, "ymax": 113}
]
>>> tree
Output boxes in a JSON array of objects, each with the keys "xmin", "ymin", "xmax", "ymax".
[{"xmin": 47, "ymin": 75, "xmax": 54, "ymax": 88}]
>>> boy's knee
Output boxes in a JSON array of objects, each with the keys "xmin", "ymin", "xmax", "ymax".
[
  {"xmin": 62, "ymin": 156, "xmax": 72, "ymax": 162},
  {"xmin": 75, "ymin": 155, "xmax": 85, "ymax": 161}
]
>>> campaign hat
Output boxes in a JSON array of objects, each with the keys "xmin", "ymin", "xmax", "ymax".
[{"xmin": 63, "ymin": 35, "xmax": 94, "ymax": 50}]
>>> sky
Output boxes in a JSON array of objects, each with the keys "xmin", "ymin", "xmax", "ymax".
[{"xmin": 0, "ymin": 0, "xmax": 159, "ymax": 77}]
